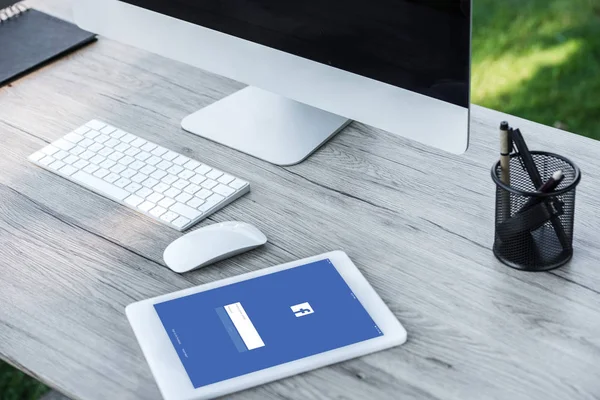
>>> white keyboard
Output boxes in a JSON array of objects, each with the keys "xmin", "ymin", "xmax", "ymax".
[{"xmin": 29, "ymin": 120, "xmax": 250, "ymax": 231}]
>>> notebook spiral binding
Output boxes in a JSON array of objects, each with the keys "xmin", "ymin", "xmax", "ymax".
[{"xmin": 0, "ymin": 1, "xmax": 29, "ymax": 23}]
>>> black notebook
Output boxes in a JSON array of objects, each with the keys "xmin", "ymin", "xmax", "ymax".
[{"xmin": 0, "ymin": 2, "xmax": 96, "ymax": 86}]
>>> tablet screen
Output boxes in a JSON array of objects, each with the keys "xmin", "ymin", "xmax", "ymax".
[{"xmin": 154, "ymin": 258, "xmax": 382, "ymax": 388}]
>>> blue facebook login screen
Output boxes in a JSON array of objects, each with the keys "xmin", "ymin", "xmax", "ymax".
[{"xmin": 154, "ymin": 259, "xmax": 382, "ymax": 388}]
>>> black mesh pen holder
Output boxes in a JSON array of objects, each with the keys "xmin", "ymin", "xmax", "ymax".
[{"xmin": 491, "ymin": 152, "xmax": 581, "ymax": 271}]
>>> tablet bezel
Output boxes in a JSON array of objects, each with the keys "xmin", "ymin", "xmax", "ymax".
[{"xmin": 126, "ymin": 250, "xmax": 407, "ymax": 400}]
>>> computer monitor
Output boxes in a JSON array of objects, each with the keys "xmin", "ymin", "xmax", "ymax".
[{"xmin": 74, "ymin": 0, "xmax": 471, "ymax": 165}]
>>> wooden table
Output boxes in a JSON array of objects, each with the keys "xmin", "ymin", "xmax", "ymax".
[{"xmin": 2, "ymin": 1, "xmax": 600, "ymax": 399}]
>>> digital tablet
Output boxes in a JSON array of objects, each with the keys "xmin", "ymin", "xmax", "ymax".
[{"xmin": 126, "ymin": 251, "xmax": 407, "ymax": 400}]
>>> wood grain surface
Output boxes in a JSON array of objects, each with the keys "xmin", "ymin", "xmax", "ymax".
[{"xmin": 1, "ymin": 1, "xmax": 600, "ymax": 399}]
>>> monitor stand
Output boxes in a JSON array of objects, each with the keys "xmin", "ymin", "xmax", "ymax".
[{"xmin": 181, "ymin": 87, "xmax": 351, "ymax": 166}]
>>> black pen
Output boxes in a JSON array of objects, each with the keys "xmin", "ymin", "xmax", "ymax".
[{"xmin": 517, "ymin": 170, "xmax": 564, "ymax": 214}]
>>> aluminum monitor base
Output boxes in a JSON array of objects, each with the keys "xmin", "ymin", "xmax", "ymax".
[{"xmin": 181, "ymin": 87, "xmax": 351, "ymax": 166}]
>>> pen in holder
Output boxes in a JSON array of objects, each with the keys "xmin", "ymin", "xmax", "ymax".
[{"xmin": 491, "ymin": 152, "xmax": 581, "ymax": 271}]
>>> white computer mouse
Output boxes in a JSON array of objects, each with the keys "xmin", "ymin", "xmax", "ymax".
[{"xmin": 163, "ymin": 221, "xmax": 267, "ymax": 273}]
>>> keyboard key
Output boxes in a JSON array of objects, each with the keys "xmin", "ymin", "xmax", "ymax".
[
  {"xmin": 205, "ymin": 193, "xmax": 225, "ymax": 204},
  {"xmin": 74, "ymin": 125, "xmax": 90, "ymax": 135},
  {"xmin": 110, "ymin": 129, "xmax": 127, "ymax": 139},
  {"xmin": 93, "ymin": 168, "xmax": 110, "ymax": 178},
  {"xmin": 136, "ymin": 187, "xmax": 153, "ymax": 199},
  {"xmin": 84, "ymin": 130, "xmax": 100, "ymax": 139},
  {"xmin": 104, "ymin": 138, "xmax": 120, "ymax": 148},
  {"xmin": 49, "ymin": 160, "xmax": 66, "ymax": 170},
  {"xmin": 206, "ymin": 169, "xmax": 223, "ymax": 180},
  {"xmin": 131, "ymin": 138, "xmax": 147, "ymax": 148},
  {"xmin": 172, "ymin": 179, "xmax": 189, "ymax": 190},
  {"xmin": 119, "ymin": 156, "xmax": 135, "ymax": 166},
  {"xmin": 175, "ymin": 192, "xmax": 193, "ymax": 203},
  {"xmin": 99, "ymin": 159, "xmax": 116, "ymax": 169},
  {"xmin": 161, "ymin": 174, "xmax": 178, "ymax": 185},
  {"xmin": 29, "ymin": 151, "xmax": 45, "ymax": 162},
  {"xmin": 146, "ymin": 155, "xmax": 162, "ymax": 166},
  {"xmin": 183, "ymin": 160, "xmax": 201, "ymax": 171},
  {"xmin": 172, "ymin": 216, "xmax": 190, "ymax": 229},
  {"xmin": 167, "ymin": 165, "xmax": 184, "ymax": 175},
  {"xmin": 187, "ymin": 197, "xmax": 205, "ymax": 209},
  {"xmin": 213, "ymin": 183, "xmax": 235, "ymax": 197},
  {"xmin": 124, "ymin": 195, "xmax": 144, "ymax": 207},
  {"xmin": 53, "ymin": 139, "xmax": 76, "ymax": 151},
  {"xmin": 100, "ymin": 125, "xmax": 117, "ymax": 135},
  {"xmin": 151, "ymin": 170, "xmax": 167, "ymax": 180},
  {"xmin": 183, "ymin": 183, "xmax": 201, "ymax": 195},
  {"xmin": 83, "ymin": 164, "xmax": 99, "ymax": 174},
  {"xmin": 195, "ymin": 165, "xmax": 212, "ymax": 176},
  {"xmin": 63, "ymin": 155, "xmax": 79, "ymax": 164},
  {"xmin": 88, "ymin": 142, "xmax": 103, "ymax": 153},
  {"xmin": 104, "ymin": 173, "xmax": 120, "ymax": 183},
  {"xmin": 108, "ymin": 151, "xmax": 124, "ymax": 162},
  {"xmin": 54, "ymin": 150, "xmax": 69, "ymax": 160},
  {"xmin": 198, "ymin": 202, "xmax": 215, "ymax": 212},
  {"xmin": 114, "ymin": 143, "xmax": 130, "ymax": 152},
  {"xmin": 141, "ymin": 142, "xmax": 157, "ymax": 152},
  {"xmin": 149, "ymin": 206, "xmax": 167, "ymax": 218},
  {"xmin": 190, "ymin": 174, "xmax": 207, "ymax": 185},
  {"xmin": 229, "ymin": 179, "xmax": 247, "ymax": 190},
  {"xmin": 97, "ymin": 147, "xmax": 114, "ymax": 157},
  {"xmin": 42, "ymin": 145, "xmax": 60, "ymax": 155},
  {"xmin": 164, "ymin": 187, "xmax": 181, "ymax": 198},
  {"xmin": 72, "ymin": 159, "xmax": 89, "ymax": 169},
  {"xmin": 142, "ymin": 177, "xmax": 159, "ymax": 188},
  {"xmin": 39, "ymin": 156, "xmax": 55, "ymax": 166},
  {"xmin": 138, "ymin": 201, "xmax": 156, "ymax": 212},
  {"xmin": 64, "ymin": 132, "xmax": 84, "ymax": 143},
  {"xmin": 89, "ymin": 155, "xmax": 105, "ymax": 165},
  {"xmin": 85, "ymin": 120, "xmax": 106, "ymax": 130},
  {"xmin": 125, "ymin": 147, "xmax": 140, "ymax": 157},
  {"xmin": 121, "ymin": 133, "xmax": 136, "ymax": 143},
  {"xmin": 158, "ymin": 197, "xmax": 176, "ymax": 209},
  {"xmin": 170, "ymin": 202, "xmax": 202, "ymax": 220},
  {"xmin": 163, "ymin": 151, "xmax": 178, "ymax": 161},
  {"xmin": 95, "ymin": 134, "xmax": 110, "ymax": 144},
  {"xmin": 59, "ymin": 164, "xmax": 78, "ymax": 176},
  {"xmin": 153, "ymin": 182, "xmax": 170, "ymax": 194},
  {"xmin": 195, "ymin": 188, "xmax": 212, "ymax": 199},
  {"xmin": 178, "ymin": 169, "xmax": 195, "ymax": 180},
  {"xmin": 146, "ymin": 192, "xmax": 164, "ymax": 204},
  {"xmin": 160, "ymin": 211, "xmax": 179, "ymax": 223},
  {"xmin": 218, "ymin": 174, "xmax": 235, "ymax": 185},
  {"xmin": 131, "ymin": 173, "xmax": 148, "ymax": 183},
  {"xmin": 156, "ymin": 160, "xmax": 173, "ymax": 170},
  {"xmin": 114, "ymin": 177, "xmax": 131, "ymax": 188},
  {"xmin": 173, "ymin": 155, "xmax": 189, "ymax": 165},
  {"xmin": 80, "ymin": 150, "xmax": 95, "ymax": 160},
  {"xmin": 110, "ymin": 163, "xmax": 127, "ymax": 174},
  {"xmin": 125, "ymin": 182, "xmax": 142, "ymax": 193},
  {"xmin": 71, "ymin": 171, "xmax": 130, "ymax": 201},
  {"xmin": 139, "ymin": 165, "xmax": 156, "ymax": 175},
  {"xmin": 79, "ymin": 137, "xmax": 95, "ymax": 148},
  {"xmin": 129, "ymin": 160, "xmax": 145, "ymax": 170},
  {"xmin": 151, "ymin": 146, "xmax": 168, "ymax": 156},
  {"xmin": 70, "ymin": 146, "xmax": 86, "ymax": 156},
  {"xmin": 135, "ymin": 151, "xmax": 151, "ymax": 161},
  {"xmin": 201, "ymin": 179, "xmax": 218, "ymax": 190}
]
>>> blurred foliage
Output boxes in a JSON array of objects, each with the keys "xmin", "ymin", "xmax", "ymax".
[
  {"xmin": 472, "ymin": 0, "xmax": 600, "ymax": 139},
  {"xmin": 0, "ymin": 360, "xmax": 48, "ymax": 400}
]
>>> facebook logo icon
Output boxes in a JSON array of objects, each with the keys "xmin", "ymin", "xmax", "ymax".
[{"xmin": 291, "ymin": 302, "xmax": 314, "ymax": 317}]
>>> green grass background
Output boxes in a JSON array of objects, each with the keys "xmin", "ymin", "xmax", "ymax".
[
  {"xmin": 1, "ymin": 0, "xmax": 599, "ymax": 399},
  {"xmin": 472, "ymin": 0, "xmax": 600, "ymax": 139}
]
